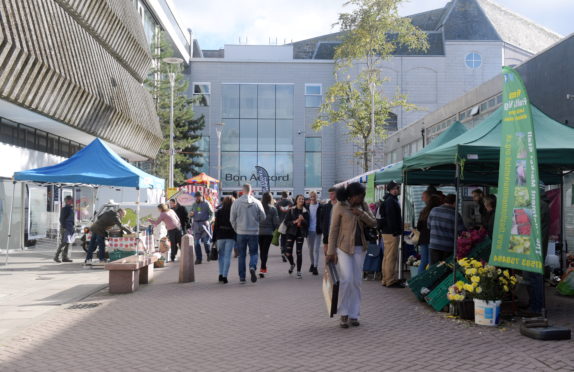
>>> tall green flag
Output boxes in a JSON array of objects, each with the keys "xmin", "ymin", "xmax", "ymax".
[
  {"xmin": 366, "ymin": 174, "xmax": 375, "ymax": 204},
  {"xmin": 489, "ymin": 67, "xmax": 543, "ymax": 274}
]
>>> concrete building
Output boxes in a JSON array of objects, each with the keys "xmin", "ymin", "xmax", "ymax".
[
  {"xmin": 382, "ymin": 34, "xmax": 574, "ymax": 164},
  {"xmin": 0, "ymin": 0, "xmax": 187, "ymax": 248},
  {"xmin": 189, "ymin": 0, "xmax": 561, "ymax": 196}
]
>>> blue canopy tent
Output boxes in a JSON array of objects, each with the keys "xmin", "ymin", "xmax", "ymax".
[{"xmin": 5, "ymin": 138, "xmax": 164, "ymax": 264}]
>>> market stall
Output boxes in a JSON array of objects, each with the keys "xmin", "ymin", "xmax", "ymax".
[
  {"xmin": 170, "ymin": 173, "xmax": 220, "ymax": 209},
  {"xmin": 5, "ymin": 138, "xmax": 164, "ymax": 264},
  {"xmin": 401, "ymin": 103, "xmax": 574, "ymax": 327}
]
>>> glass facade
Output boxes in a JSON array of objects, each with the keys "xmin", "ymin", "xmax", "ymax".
[
  {"xmin": 221, "ymin": 84, "xmax": 294, "ymax": 189},
  {"xmin": 305, "ymin": 138, "xmax": 321, "ymax": 188}
]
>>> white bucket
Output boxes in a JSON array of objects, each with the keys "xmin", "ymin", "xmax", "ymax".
[{"xmin": 473, "ymin": 299, "xmax": 501, "ymax": 326}]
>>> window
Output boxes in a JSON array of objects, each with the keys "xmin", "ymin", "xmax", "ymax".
[
  {"xmin": 193, "ymin": 82, "xmax": 211, "ymax": 106},
  {"xmin": 305, "ymin": 138, "xmax": 322, "ymax": 188},
  {"xmin": 385, "ymin": 112, "xmax": 398, "ymax": 132},
  {"xmin": 465, "ymin": 52, "xmax": 482, "ymax": 69},
  {"xmin": 197, "ymin": 136, "xmax": 210, "ymax": 174},
  {"xmin": 220, "ymin": 84, "xmax": 294, "ymax": 188},
  {"xmin": 305, "ymin": 84, "xmax": 322, "ymax": 108},
  {"xmin": 0, "ymin": 117, "xmax": 83, "ymax": 158},
  {"xmin": 305, "ymin": 137, "xmax": 321, "ymax": 152}
]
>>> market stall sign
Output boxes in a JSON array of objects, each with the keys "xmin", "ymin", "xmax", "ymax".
[{"xmin": 489, "ymin": 67, "xmax": 543, "ymax": 274}]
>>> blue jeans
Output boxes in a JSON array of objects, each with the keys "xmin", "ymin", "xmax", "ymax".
[
  {"xmin": 194, "ymin": 234, "xmax": 211, "ymax": 261},
  {"xmin": 87, "ymin": 233, "xmax": 106, "ymax": 261},
  {"xmin": 236, "ymin": 234, "xmax": 259, "ymax": 280},
  {"xmin": 217, "ymin": 239, "xmax": 235, "ymax": 277},
  {"xmin": 418, "ymin": 244, "xmax": 429, "ymax": 274}
]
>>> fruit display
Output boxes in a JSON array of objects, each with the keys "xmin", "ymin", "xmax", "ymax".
[
  {"xmin": 509, "ymin": 235, "xmax": 531, "ymax": 254},
  {"xmin": 514, "ymin": 187, "xmax": 530, "ymax": 208}
]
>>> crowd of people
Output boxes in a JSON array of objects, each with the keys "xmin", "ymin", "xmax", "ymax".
[{"xmin": 55, "ymin": 177, "xmax": 551, "ymax": 326}]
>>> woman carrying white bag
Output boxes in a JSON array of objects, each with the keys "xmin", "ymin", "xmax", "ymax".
[{"xmin": 326, "ymin": 182, "xmax": 377, "ymax": 328}]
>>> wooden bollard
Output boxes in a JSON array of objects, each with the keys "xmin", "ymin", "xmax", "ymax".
[{"xmin": 179, "ymin": 234, "xmax": 195, "ymax": 283}]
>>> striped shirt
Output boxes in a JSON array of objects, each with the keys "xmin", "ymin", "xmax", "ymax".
[{"xmin": 428, "ymin": 205, "xmax": 464, "ymax": 252}]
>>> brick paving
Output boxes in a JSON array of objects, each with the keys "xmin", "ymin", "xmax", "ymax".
[{"xmin": 0, "ymin": 249, "xmax": 573, "ymax": 371}]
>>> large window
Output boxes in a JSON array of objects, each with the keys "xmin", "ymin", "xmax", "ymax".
[
  {"xmin": 221, "ymin": 84, "xmax": 294, "ymax": 189},
  {"xmin": 305, "ymin": 138, "xmax": 322, "ymax": 188},
  {"xmin": 305, "ymin": 84, "xmax": 322, "ymax": 108},
  {"xmin": 196, "ymin": 136, "xmax": 210, "ymax": 175},
  {"xmin": 0, "ymin": 117, "xmax": 83, "ymax": 158},
  {"xmin": 193, "ymin": 82, "xmax": 211, "ymax": 106}
]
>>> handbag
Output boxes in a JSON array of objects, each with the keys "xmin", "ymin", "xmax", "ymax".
[
  {"xmin": 322, "ymin": 262, "xmax": 340, "ymax": 318},
  {"xmin": 278, "ymin": 221, "xmax": 287, "ymax": 235},
  {"xmin": 271, "ymin": 229, "xmax": 281, "ymax": 246},
  {"xmin": 209, "ymin": 242, "xmax": 218, "ymax": 261}
]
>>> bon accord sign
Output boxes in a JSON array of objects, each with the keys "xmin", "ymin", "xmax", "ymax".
[{"xmin": 224, "ymin": 173, "xmax": 290, "ymax": 182}]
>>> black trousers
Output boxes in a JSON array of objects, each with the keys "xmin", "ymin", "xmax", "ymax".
[
  {"xmin": 259, "ymin": 235, "xmax": 273, "ymax": 270},
  {"xmin": 286, "ymin": 235, "xmax": 304, "ymax": 272},
  {"xmin": 429, "ymin": 249, "xmax": 450, "ymax": 265},
  {"xmin": 167, "ymin": 228, "xmax": 182, "ymax": 261}
]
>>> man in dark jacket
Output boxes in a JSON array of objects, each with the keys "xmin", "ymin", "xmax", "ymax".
[
  {"xmin": 319, "ymin": 187, "xmax": 338, "ymax": 255},
  {"xmin": 170, "ymin": 198, "xmax": 189, "ymax": 234},
  {"xmin": 54, "ymin": 196, "xmax": 74, "ymax": 263},
  {"xmin": 379, "ymin": 181, "xmax": 403, "ymax": 288},
  {"xmin": 87, "ymin": 208, "xmax": 132, "ymax": 264}
]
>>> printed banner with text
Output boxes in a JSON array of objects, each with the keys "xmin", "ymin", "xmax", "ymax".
[{"xmin": 488, "ymin": 67, "xmax": 543, "ymax": 274}]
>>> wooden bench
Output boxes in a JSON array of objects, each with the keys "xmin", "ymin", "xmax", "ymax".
[{"xmin": 104, "ymin": 255, "xmax": 158, "ymax": 294}]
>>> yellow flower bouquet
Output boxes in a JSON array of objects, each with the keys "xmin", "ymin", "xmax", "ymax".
[{"xmin": 458, "ymin": 258, "xmax": 518, "ymax": 301}]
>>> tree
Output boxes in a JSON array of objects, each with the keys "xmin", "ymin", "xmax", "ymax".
[
  {"xmin": 312, "ymin": 0, "xmax": 429, "ymax": 172},
  {"xmin": 145, "ymin": 31, "xmax": 205, "ymax": 185}
]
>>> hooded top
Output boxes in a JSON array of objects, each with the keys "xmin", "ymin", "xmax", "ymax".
[{"xmin": 230, "ymin": 194, "xmax": 266, "ymax": 235}]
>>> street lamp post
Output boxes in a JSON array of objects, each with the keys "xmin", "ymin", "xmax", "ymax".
[
  {"xmin": 162, "ymin": 57, "xmax": 184, "ymax": 189},
  {"xmin": 370, "ymin": 80, "xmax": 375, "ymax": 170},
  {"xmin": 215, "ymin": 122, "xmax": 224, "ymax": 185}
]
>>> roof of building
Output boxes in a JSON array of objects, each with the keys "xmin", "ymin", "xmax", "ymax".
[
  {"xmin": 198, "ymin": 0, "xmax": 562, "ymax": 60},
  {"xmin": 289, "ymin": 0, "xmax": 561, "ymax": 60}
]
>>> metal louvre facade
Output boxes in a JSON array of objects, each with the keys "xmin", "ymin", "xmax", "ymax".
[{"xmin": 0, "ymin": 0, "xmax": 163, "ymax": 159}]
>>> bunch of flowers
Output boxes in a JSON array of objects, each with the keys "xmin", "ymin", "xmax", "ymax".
[
  {"xmin": 406, "ymin": 255, "xmax": 421, "ymax": 267},
  {"xmin": 456, "ymin": 228, "xmax": 487, "ymax": 259},
  {"xmin": 447, "ymin": 281, "xmax": 467, "ymax": 302},
  {"xmin": 458, "ymin": 258, "xmax": 518, "ymax": 301}
]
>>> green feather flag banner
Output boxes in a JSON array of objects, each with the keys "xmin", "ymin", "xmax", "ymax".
[{"xmin": 488, "ymin": 67, "xmax": 543, "ymax": 274}]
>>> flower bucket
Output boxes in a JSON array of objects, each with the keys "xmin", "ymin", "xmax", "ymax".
[
  {"xmin": 473, "ymin": 299, "xmax": 501, "ymax": 326},
  {"xmin": 409, "ymin": 266, "xmax": 419, "ymax": 278}
]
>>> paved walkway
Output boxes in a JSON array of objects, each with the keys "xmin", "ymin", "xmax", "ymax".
[
  {"xmin": 0, "ymin": 241, "xmax": 107, "ymax": 343},
  {"xmin": 0, "ymin": 247, "xmax": 573, "ymax": 371}
]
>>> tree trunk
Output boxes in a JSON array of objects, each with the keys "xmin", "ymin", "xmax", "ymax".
[{"xmin": 363, "ymin": 137, "xmax": 369, "ymax": 172}]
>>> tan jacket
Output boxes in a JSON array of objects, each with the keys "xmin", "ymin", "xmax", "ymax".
[{"xmin": 327, "ymin": 201, "xmax": 377, "ymax": 256}]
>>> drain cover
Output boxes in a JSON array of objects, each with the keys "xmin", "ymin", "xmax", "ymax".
[{"xmin": 67, "ymin": 303, "xmax": 102, "ymax": 310}]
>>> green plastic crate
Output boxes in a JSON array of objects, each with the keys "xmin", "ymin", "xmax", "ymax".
[
  {"xmin": 408, "ymin": 258, "xmax": 453, "ymax": 301},
  {"xmin": 109, "ymin": 250, "xmax": 135, "ymax": 262},
  {"xmin": 425, "ymin": 271, "xmax": 467, "ymax": 312}
]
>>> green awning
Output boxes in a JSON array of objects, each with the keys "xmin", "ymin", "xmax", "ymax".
[
  {"xmin": 403, "ymin": 106, "xmax": 574, "ymax": 185},
  {"xmin": 375, "ymin": 121, "xmax": 467, "ymax": 185}
]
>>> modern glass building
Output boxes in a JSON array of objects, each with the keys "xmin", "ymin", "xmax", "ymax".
[{"xmin": 189, "ymin": 0, "xmax": 561, "ymax": 196}]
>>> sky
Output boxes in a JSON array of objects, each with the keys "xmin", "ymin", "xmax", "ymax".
[{"xmin": 170, "ymin": 0, "xmax": 574, "ymax": 50}]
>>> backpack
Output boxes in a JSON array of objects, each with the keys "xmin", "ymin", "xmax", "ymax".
[{"xmin": 376, "ymin": 201, "xmax": 386, "ymax": 232}]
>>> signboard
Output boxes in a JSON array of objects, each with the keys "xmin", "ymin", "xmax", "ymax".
[
  {"xmin": 167, "ymin": 187, "xmax": 179, "ymax": 199},
  {"xmin": 489, "ymin": 67, "xmax": 543, "ymax": 274},
  {"xmin": 255, "ymin": 166, "xmax": 271, "ymax": 192}
]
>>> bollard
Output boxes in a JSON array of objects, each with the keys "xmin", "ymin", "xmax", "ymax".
[{"xmin": 179, "ymin": 234, "xmax": 195, "ymax": 283}]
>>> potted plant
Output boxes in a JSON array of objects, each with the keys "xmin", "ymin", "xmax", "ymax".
[
  {"xmin": 447, "ymin": 281, "xmax": 474, "ymax": 320},
  {"xmin": 406, "ymin": 255, "xmax": 421, "ymax": 277},
  {"xmin": 458, "ymin": 258, "xmax": 518, "ymax": 326}
]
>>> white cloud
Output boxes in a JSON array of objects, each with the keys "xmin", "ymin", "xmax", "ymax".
[{"xmin": 171, "ymin": 0, "xmax": 574, "ymax": 50}]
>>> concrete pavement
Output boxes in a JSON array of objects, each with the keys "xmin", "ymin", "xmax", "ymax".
[{"xmin": 0, "ymin": 245, "xmax": 573, "ymax": 371}]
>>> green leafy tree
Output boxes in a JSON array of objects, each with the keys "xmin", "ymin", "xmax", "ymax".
[
  {"xmin": 145, "ymin": 31, "xmax": 205, "ymax": 185},
  {"xmin": 313, "ymin": 0, "xmax": 429, "ymax": 172}
]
